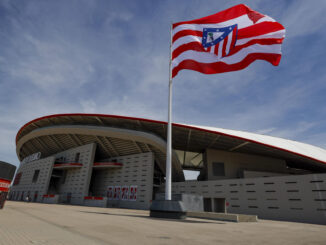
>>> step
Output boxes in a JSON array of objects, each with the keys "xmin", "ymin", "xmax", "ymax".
[{"xmin": 187, "ymin": 211, "xmax": 258, "ymax": 222}]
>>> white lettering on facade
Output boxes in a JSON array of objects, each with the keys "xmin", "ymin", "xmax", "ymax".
[{"xmin": 21, "ymin": 152, "xmax": 41, "ymax": 165}]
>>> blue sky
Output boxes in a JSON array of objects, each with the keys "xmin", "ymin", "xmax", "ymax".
[{"xmin": 1, "ymin": 0, "xmax": 326, "ymax": 171}]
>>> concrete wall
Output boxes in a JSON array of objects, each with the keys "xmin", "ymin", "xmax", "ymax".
[
  {"xmin": 10, "ymin": 143, "xmax": 96, "ymax": 205},
  {"xmin": 172, "ymin": 173, "xmax": 326, "ymax": 224},
  {"xmin": 10, "ymin": 144, "xmax": 154, "ymax": 209},
  {"xmin": 243, "ymin": 170, "xmax": 288, "ymax": 178},
  {"xmin": 91, "ymin": 152, "xmax": 154, "ymax": 210},
  {"xmin": 55, "ymin": 143, "xmax": 97, "ymax": 205},
  {"xmin": 43, "ymin": 195, "xmax": 60, "ymax": 204},
  {"xmin": 206, "ymin": 149, "xmax": 287, "ymax": 180},
  {"xmin": 155, "ymin": 193, "xmax": 204, "ymax": 212},
  {"xmin": 84, "ymin": 197, "xmax": 108, "ymax": 207},
  {"xmin": 10, "ymin": 156, "xmax": 55, "ymax": 202}
]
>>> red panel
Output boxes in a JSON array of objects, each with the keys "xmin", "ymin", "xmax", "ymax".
[
  {"xmin": 0, "ymin": 178, "xmax": 10, "ymax": 192},
  {"xmin": 43, "ymin": 194, "xmax": 55, "ymax": 198},
  {"xmin": 84, "ymin": 196, "xmax": 104, "ymax": 200}
]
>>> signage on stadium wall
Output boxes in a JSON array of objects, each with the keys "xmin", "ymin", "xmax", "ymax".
[
  {"xmin": 107, "ymin": 186, "xmax": 114, "ymax": 199},
  {"xmin": 21, "ymin": 152, "xmax": 41, "ymax": 165},
  {"xmin": 0, "ymin": 178, "xmax": 11, "ymax": 209},
  {"xmin": 129, "ymin": 185, "xmax": 137, "ymax": 201},
  {"xmin": 121, "ymin": 186, "xmax": 129, "ymax": 200},
  {"xmin": 113, "ymin": 186, "xmax": 121, "ymax": 200},
  {"xmin": 0, "ymin": 178, "xmax": 10, "ymax": 192},
  {"xmin": 107, "ymin": 185, "xmax": 137, "ymax": 201}
]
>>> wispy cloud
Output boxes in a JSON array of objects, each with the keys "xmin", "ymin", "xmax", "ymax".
[{"xmin": 0, "ymin": 0, "xmax": 326, "ymax": 167}]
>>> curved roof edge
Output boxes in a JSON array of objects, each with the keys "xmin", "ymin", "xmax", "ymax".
[
  {"xmin": 16, "ymin": 113, "xmax": 326, "ymax": 165},
  {"xmin": 16, "ymin": 113, "xmax": 166, "ymax": 144}
]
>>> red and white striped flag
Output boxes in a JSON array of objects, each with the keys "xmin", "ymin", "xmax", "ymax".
[{"xmin": 172, "ymin": 4, "xmax": 285, "ymax": 78}]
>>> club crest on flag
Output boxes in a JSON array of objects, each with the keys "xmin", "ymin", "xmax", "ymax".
[
  {"xmin": 202, "ymin": 24, "xmax": 238, "ymax": 58},
  {"xmin": 171, "ymin": 4, "xmax": 285, "ymax": 77}
]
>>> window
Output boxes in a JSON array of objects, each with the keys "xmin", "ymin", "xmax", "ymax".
[
  {"xmin": 56, "ymin": 156, "xmax": 66, "ymax": 163},
  {"xmin": 212, "ymin": 162, "xmax": 225, "ymax": 176},
  {"xmin": 32, "ymin": 170, "xmax": 40, "ymax": 183},
  {"xmin": 75, "ymin": 153, "xmax": 80, "ymax": 163}
]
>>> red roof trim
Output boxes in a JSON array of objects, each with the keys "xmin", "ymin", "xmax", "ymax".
[{"xmin": 16, "ymin": 113, "xmax": 326, "ymax": 166}]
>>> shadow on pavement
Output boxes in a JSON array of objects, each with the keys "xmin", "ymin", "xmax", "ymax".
[{"xmin": 78, "ymin": 210, "xmax": 226, "ymax": 224}]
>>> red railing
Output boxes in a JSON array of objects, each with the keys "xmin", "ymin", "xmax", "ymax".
[
  {"xmin": 84, "ymin": 196, "xmax": 104, "ymax": 200},
  {"xmin": 43, "ymin": 194, "xmax": 55, "ymax": 198},
  {"xmin": 53, "ymin": 162, "xmax": 82, "ymax": 168},
  {"xmin": 93, "ymin": 162, "xmax": 123, "ymax": 167}
]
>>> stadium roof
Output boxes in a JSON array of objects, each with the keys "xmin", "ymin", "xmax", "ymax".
[{"xmin": 16, "ymin": 114, "xmax": 326, "ymax": 178}]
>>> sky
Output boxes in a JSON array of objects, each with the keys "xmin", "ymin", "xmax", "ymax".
[{"xmin": 1, "ymin": 0, "xmax": 326, "ymax": 177}]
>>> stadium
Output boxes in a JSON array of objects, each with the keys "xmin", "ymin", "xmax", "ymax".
[{"xmin": 10, "ymin": 113, "xmax": 326, "ymax": 224}]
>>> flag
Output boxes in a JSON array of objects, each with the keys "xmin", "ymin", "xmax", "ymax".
[{"xmin": 171, "ymin": 4, "xmax": 285, "ymax": 78}]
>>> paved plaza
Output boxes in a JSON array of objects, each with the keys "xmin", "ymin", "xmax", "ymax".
[{"xmin": 1, "ymin": 201, "xmax": 326, "ymax": 245}]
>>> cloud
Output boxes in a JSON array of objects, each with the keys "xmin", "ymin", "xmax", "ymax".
[
  {"xmin": 1, "ymin": 0, "xmax": 326, "ymax": 168},
  {"xmin": 280, "ymin": 0, "xmax": 326, "ymax": 38},
  {"xmin": 4, "ymin": 34, "xmax": 95, "ymax": 91}
]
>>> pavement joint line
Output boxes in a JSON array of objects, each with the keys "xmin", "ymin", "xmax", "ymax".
[
  {"xmin": 8, "ymin": 205, "xmax": 110, "ymax": 245},
  {"xmin": 3, "ymin": 201, "xmax": 326, "ymax": 245}
]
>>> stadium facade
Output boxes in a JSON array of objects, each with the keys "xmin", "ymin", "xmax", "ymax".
[{"xmin": 10, "ymin": 114, "xmax": 326, "ymax": 224}]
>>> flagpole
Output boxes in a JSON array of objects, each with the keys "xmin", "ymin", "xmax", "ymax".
[{"xmin": 165, "ymin": 24, "xmax": 173, "ymax": 201}]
